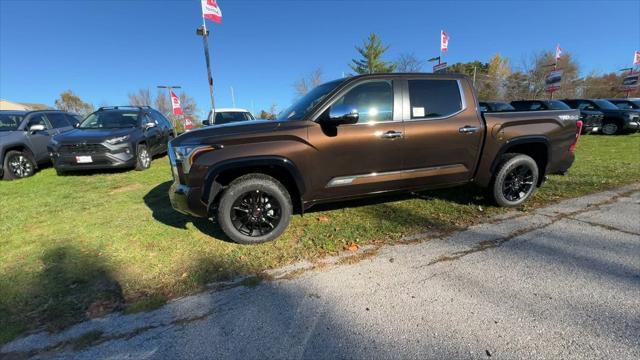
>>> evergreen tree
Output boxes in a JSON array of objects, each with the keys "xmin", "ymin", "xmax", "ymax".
[{"xmin": 349, "ymin": 33, "xmax": 397, "ymax": 74}]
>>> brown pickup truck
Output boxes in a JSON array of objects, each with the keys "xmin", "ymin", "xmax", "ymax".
[{"xmin": 168, "ymin": 73, "xmax": 582, "ymax": 244}]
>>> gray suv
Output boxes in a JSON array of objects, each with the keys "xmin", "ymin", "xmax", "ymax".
[{"xmin": 0, "ymin": 110, "xmax": 80, "ymax": 179}]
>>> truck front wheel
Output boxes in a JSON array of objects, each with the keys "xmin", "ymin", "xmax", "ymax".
[
  {"xmin": 491, "ymin": 154, "xmax": 539, "ymax": 207},
  {"xmin": 217, "ymin": 174, "xmax": 292, "ymax": 244}
]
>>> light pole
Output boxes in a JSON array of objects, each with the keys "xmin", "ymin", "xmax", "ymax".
[
  {"xmin": 157, "ymin": 85, "xmax": 181, "ymax": 129},
  {"xmin": 197, "ymin": 25, "xmax": 216, "ymax": 124}
]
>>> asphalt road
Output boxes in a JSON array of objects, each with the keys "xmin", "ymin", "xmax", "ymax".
[{"xmin": 4, "ymin": 185, "xmax": 639, "ymax": 359}]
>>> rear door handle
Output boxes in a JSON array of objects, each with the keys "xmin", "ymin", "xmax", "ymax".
[
  {"xmin": 379, "ymin": 130, "xmax": 403, "ymax": 139},
  {"xmin": 459, "ymin": 126, "xmax": 479, "ymax": 134}
]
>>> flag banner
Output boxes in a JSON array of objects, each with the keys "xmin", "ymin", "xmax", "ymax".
[
  {"xmin": 555, "ymin": 44, "xmax": 562, "ymax": 61},
  {"xmin": 545, "ymin": 69, "xmax": 563, "ymax": 93},
  {"xmin": 170, "ymin": 90, "xmax": 184, "ymax": 115},
  {"xmin": 202, "ymin": 0, "xmax": 222, "ymax": 23},
  {"xmin": 634, "ymin": 50, "xmax": 640, "ymax": 65},
  {"xmin": 441, "ymin": 30, "xmax": 449, "ymax": 52}
]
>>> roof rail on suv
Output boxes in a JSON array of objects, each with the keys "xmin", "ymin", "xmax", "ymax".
[{"xmin": 97, "ymin": 106, "xmax": 152, "ymax": 111}]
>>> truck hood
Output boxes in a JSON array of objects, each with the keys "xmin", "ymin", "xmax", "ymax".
[
  {"xmin": 54, "ymin": 128, "xmax": 136, "ymax": 143},
  {"xmin": 174, "ymin": 120, "xmax": 282, "ymax": 146}
]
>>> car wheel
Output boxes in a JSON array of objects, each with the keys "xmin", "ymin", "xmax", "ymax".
[
  {"xmin": 491, "ymin": 153, "xmax": 539, "ymax": 207},
  {"xmin": 217, "ymin": 174, "xmax": 292, "ymax": 244},
  {"xmin": 601, "ymin": 121, "xmax": 620, "ymax": 135},
  {"xmin": 3, "ymin": 150, "xmax": 36, "ymax": 180},
  {"xmin": 134, "ymin": 144, "xmax": 151, "ymax": 171}
]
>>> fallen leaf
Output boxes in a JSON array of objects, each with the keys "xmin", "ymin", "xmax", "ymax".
[
  {"xmin": 345, "ymin": 243, "xmax": 359, "ymax": 252},
  {"xmin": 318, "ymin": 215, "xmax": 330, "ymax": 222}
]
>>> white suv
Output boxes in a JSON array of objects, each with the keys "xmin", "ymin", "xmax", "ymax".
[{"xmin": 203, "ymin": 108, "xmax": 255, "ymax": 126}]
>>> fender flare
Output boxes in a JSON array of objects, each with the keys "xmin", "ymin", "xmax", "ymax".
[
  {"xmin": 201, "ymin": 155, "xmax": 306, "ymax": 207},
  {"xmin": 490, "ymin": 135, "xmax": 551, "ymax": 179}
]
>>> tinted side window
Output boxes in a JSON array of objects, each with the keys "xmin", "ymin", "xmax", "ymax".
[
  {"xmin": 27, "ymin": 114, "xmax": 51, "ymax": 129},
  {"xmin": 331, "ymin": 80, "xmax": 394, "ymax": 123},
  {"xmin": 66, "ymin": 114, "xmax": 82, "ymax": 126},
  {"xmin": 408, "ymin": 80, "xmax": 462, "ymax": 119},
  {"xmin": 152, "ymin": 110, "xmax": 172, "ymax": 129},
  {"xmin": 47, "ymin": 113, "xmax": 71, "ymax": 128}
]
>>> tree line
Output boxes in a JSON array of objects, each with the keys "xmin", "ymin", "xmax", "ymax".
[{"xmin": 294, "ymin": 32, "xmax": 634, "ymax": 101}]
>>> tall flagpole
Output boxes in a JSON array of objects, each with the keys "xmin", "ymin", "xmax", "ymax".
[{"xmin": 200, "ymin": 15, "xmax": 216, "ymax": 124}]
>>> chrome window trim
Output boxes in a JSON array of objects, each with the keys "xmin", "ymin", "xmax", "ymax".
[{"xmin": 404, "ymin": 79, "xmax": 467, "ymax": 122}]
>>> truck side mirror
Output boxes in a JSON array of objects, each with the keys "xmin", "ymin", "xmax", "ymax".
[
  {"xmin": 326, "ymin": 104, "xmax": 359, "ymax": 126},
  {"xmin": 202, "ymin": 119, "xmax": 210, "ymax": 126}
]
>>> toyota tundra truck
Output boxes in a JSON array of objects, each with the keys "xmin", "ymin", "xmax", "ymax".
[{"xmin": 168, "ymin": 73, "xmax": 581, "ymax": 244}]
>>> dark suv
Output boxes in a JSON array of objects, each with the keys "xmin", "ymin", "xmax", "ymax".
[
  {"xmin": 562, "ymin": 99, "xmax": 640, "ymax": 135},
  {"xmin": 511, "ymin": 100, "xmax": 603, "ymax": 134},
  {"xmin": 168, "ymin": 73, "xmax": 580, "ymax": 244},
  {"xmin": 0, "ymin": 110, "xmax": 80, "ymax": 179},
  {"xmin": 48, "ymin": 106, "xmax": 174, "ymax": 173}
]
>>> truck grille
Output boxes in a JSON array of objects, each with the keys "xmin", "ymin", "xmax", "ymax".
[{"xmin": 59, "ymin": 143, "xmax": 107, "ymax": 155}]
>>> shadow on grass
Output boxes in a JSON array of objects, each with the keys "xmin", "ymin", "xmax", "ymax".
[
  {"xmin": 0, "ymin": 246, "xmax": 123, "ymax": 344},
  {"xmin": 307, "ymin": 183, "xmax": 490, "ymax": 214},
  {"xmin": 144, "ymin": 181, "xmax": 492, "ymax": 244},
  {"xmin": 143, "ymin": 181, "xmax": 230, "ymax": 241}
]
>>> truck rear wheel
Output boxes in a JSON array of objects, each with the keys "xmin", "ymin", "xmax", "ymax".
[
  {"xmin": 217, "ymin": 174, "xmax": 292, "ymax": 244},
  {"xmin": 491, "ymin": 154, "xmax": 539, "ymax": 207}
]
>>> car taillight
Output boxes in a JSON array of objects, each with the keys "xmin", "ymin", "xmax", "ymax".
[{"xmin": 569, "ymin": 120, "xmax": 583, "ymax": 152}]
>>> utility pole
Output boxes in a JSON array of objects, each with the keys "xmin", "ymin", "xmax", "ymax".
[
  {"xmin": 157, "ymin": 85, "xmax": 181, "ymax": 129},
  {"xmin": 230, "ymin": 86, "xmax": 236, "ymax": 108},
  {"xmin": 197, "ymin": 22, "xmax": 216, "ymax": 124}
]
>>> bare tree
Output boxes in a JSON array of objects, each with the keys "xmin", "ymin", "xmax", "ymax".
[
  {"xmin": 128, "ymin": 89, "xmax": 152, "ymax": 106},
  {"xmin": 521, "ymin": 50, "xmax": 580, "ymax": 99},
  {"xmin": 54, "ymin": 90, "xmax": 93, "ymax": 115},
  {"xmin": 395, "ymin": 53, "xmax": 423, "ymax": 72},
  {"xmin": 294, "ymin": 68, "xmax": 323, "ymax": 97}
]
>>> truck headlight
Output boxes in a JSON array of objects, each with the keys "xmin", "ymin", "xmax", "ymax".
[
  {"xmin": 173, "ymin": 145, "xmax": 217, "ymax": 175},
  {"xmin": 105, "ymin": 135, "xmax": 130, "ymax": 145}
]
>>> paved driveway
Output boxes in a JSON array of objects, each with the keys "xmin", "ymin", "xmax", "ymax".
[{"xmin": 4, "ymin": 185, "xmax": 639, "ymax": 359}]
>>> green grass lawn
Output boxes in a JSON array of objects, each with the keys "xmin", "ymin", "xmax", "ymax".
[{"xmin": 1, "ymin": 134, "xmax": 639, "ymax": 344}]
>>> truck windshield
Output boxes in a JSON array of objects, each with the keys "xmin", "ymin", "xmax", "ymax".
[
  {"xmin": 79, "ymin": 111, "xmax": 140, "ymax": 129},
  {"xmin": 547, "ymin": 101, "xmax": 571, "ymax": 110},
  {"xmin": 593, "ymin": 100, "xmax": 619, "ymax": 110},
  {"xmin": 277, "ymin": 79, "xmax": 345, "ymax": 121},
  {"xmin": 0, "ymin": 113, "xmax": 24, "ymax": 131}
]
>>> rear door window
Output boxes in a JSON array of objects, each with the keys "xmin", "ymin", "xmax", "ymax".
[{"xmin": 408, "ymin": 80, "xmax": 462, "ymax": 119}]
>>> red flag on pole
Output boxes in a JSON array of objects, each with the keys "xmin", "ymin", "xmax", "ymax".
[
  {"xmin": 440, "ymin": 30, "xmax": 449, "ymax": 52},
  {"xmin": 555, "ymin": 44, "xmax": 562, "ymax": 61},
  {"xmin": 170, "ymin": 90, "xmax": 183, "ymax": 116},
  {"xmin": 634, "ymin": 50, "xmax": 640, "ymax": 65},
  {"xmin": 201, "ymin": 0, "xmax": 222, "ymax": 24}
]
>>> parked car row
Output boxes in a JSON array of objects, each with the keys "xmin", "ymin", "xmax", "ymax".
[
  {"xmin": 0, "ymin": 106, "xmax": 175, "ymax": 180},
  {"xmin": 479, "ymin": 98, "xmax": 640, "ymax": 135}
]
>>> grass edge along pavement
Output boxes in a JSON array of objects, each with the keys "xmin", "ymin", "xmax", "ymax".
[{"xmin": 0, "ymin": 133, "xmax": 639, "ymax": 345}]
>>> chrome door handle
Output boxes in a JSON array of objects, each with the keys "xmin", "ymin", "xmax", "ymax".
[
  {"xmin": 380, "ymin": 130, "xmax": 403, "ymax": 139},
  {"xmin": 459, "ymin": 126, "xmax": 479, "ymax": 134}
]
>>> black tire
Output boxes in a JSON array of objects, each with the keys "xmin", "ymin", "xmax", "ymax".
[
  {"xmin": 134, "ymin": 144, "xmax": 151, "ymax": 171},
  {"xmin": 2, "ymin": 150, "xmax": 36, "ymax": 180},
  {"xmin": 217, "ymin": 174, "xmax": 292, "ymax": 244},
  {"xmin": 601, "ymin": 121, "xmax": 621, "ymax": 135},
  {"xmin": 491, "ymin": 153, "xmax": 539, "ymax": 207}
]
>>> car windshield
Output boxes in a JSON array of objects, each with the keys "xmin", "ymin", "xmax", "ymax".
[
  {"xmin": 79, "ymin": 111, "xmax": 140, "ymax": 129},
  {"xmin": 277, "ymin": 79, "xmax": 345, "ymax": 121},
  {"xmin": 0, "ymin": 113, "xmax": 25, "ymax": 131},
  {"xmin": 547, "ymin": 100, "xmax": 571, "ymax": 110},
  {"xmin": 214, "ymin": 111, "xmax": 254, "ymax": 124},
  {"xmin": 593, "ymin": 99, "xmax": 619, "ymax": 110},
  {"xmin": 610, "ymin": 100, "xmax": 638, "ymax": 110}
]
